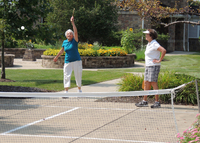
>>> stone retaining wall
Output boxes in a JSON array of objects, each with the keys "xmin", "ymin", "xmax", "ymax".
[
  {"xmin": 0, "ymin": 53, "xmax": 15, "ymax": 67},
  {"xmin": 42, "ymin": 54, "xmax": 136, "ymax": 68},
  {"xmin": 42, "ymin": 55, "xmax": 65, "ymax": 68},
  {"xmin": 0, "ymin": 48, "xmax": 46, "ymax": 59}
]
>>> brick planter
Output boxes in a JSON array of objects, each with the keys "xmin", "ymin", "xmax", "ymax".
[
  {"xmin": 0, "ymin": 48, "xmax": 46, "ymax": 59},
  {"xmin": 0, "ymin": 53, "xmax": 15, "ymax": 67},
  {"xmin": 41, "ymin": 54, "xmax": 136, "ymax": 68},
  {"xmin": 41, "ymin": 55, "xmax": 65, "ymax": 68}
]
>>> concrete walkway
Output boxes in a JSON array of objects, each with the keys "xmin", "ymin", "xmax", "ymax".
[{"xmin": 4, "ymin": 51, "xmax": 200, "ymax": 136}]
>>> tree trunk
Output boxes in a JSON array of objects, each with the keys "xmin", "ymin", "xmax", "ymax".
[{"xmin": 1, "ymin": 31, "xmax": 5, "ymax": 79}]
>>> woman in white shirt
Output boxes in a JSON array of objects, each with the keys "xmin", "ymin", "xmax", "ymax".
[{"xmin": 135, "ymin": 29, "xmax": 166, "ymax": 108}]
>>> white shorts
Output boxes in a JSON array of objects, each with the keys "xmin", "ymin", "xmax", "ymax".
[{"xmin": 63, "ymin": 60, "xmax": 82, "ymax": 88}]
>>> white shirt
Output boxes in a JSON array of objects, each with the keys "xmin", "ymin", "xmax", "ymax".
[{"xmin": 145, "ymin": 40, "xmax": 161, "ymax": 66}]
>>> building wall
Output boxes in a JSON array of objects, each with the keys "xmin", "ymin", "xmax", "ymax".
[
  {"xmin": 117, "ymin": 0, "xmax": 192, "ymax": 52},
  {"xmin": 189, "ymin": 39, "xmax": 200, "ymax": 52},
  {"xmin": 175, "ymin": 22, "xmax": 189, "ymax": 51},
  {"xmin": 117, "ymin": 11, "xmax": 143, "ymax": 30}
]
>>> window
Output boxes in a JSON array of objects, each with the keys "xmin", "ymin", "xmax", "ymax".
[
  {"xmin": 188, "ymin": 19, "xmax": 200, "ymax": 38},
  {"xmin": 189, "ymin": 24, "xmax": 198, "ymax": 38}
]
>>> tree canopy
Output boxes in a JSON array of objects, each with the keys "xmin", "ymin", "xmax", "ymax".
[
  {"xmin": 46, "ymin": 0, "xmax": 119, "ymax": 44},
  {"xmin": 0, "ymin": 0, "xmax": 51, "ymax": 79},
  {"xmin": 117, "ymin": 0, "xmax": 200, "ymax": 27},
  {"xmin": 0, "ymin": 0, "xmax": 51, "ymax": 42}
]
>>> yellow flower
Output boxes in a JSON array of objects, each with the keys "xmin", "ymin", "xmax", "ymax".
[{"xmin": 129, "ymin": 28, "xmax": 133, "ymax": 32}]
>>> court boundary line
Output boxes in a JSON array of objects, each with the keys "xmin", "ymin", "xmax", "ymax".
[
  {"xmin": 0, "ymin": 105, "xmax": 177, "ymax": 142},
  {"xmin": 0, "ymin": 133, "xmax": 166, "ymax": 143},
  {"xmin": 0, "ymin": 103, "xmax": 174, "ymax": 112},
  {"xmin": 0, "ymin": 107, "xmax": 79, "ymax": 135}
]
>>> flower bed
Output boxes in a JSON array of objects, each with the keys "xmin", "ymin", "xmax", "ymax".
[
  {"xmin": 177, "ymin": 113, "xmax": 200, "ymax": 143},
  {"xmin": 42, "ymin": 47, "xmax": 135, "ymax": 68},
  {"xmin": 43, "ymin": 48, "xmax": 127, "ymax": 57}
]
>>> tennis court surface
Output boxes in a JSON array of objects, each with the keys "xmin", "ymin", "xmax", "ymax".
[{"xmin": 0, "ymin": 94, "xmax": 178, "ymax": 143}]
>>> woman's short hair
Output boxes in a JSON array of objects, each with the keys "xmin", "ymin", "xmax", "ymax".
[
  {"xmin": 65, "ymin": 29, "xmax": 74, "ymax": 37},
  {"xmin": 147, "ymin": 29, "xmax": 158, "ymax": 40}
]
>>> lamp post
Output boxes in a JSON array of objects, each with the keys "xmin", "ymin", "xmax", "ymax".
[{"xmin": 21, "ymin": 26, "xmax": 35, "ymax": 61}]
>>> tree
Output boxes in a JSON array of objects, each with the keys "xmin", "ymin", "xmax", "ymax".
[
  {"xmin": 46, "ymin": 0, "xmax": 119, "ymax": 44},
  {"xmin": 117, "ymin": 0, "xmax": 200, "ymax": 27},
  {"xmin": 0, "ymin": 19, "xmax": 6, "ymax": 79},
  {"xmin": 0, "ymin": 0, "xmax": 51, "ymax": 79}
]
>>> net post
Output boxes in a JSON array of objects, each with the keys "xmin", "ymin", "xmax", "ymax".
[
  {"xmin": 171, "ymin": 89, "xmax": 179, "ymax": 134},
  {"xmin": 195, "ymin": 79, "xmax": 200, "ymax": 113}
]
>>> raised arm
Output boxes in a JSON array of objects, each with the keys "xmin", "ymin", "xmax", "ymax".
[
  {"xmin": 53, "ymin": 48, "xmax": 64, "ymax": 62},
  {"xmin": 70, "ymin": 16, "xmax": 78, "ymax": 42}
]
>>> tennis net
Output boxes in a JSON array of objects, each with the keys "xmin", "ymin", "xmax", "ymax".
[{"xmin": 0, "ymin": 82, "xmax": 195, "ymax": 143}]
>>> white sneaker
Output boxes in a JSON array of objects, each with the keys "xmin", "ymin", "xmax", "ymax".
[
  {"xmin": 78, "ymin": 89, "xmax": 82, "ymax": 93},
  {"xmin": 62, "ymin": 91, "xmax": 69, "ymax": 99}
]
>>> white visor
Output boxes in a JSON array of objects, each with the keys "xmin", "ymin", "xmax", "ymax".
[{"xmin": 143, "ymin": 30, "xmax": 150, "ymax": 34}]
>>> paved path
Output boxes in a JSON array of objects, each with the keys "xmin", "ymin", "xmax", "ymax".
[{"xmin": 4, "ymin": 51, "xmax": 200, "ymax": 137}]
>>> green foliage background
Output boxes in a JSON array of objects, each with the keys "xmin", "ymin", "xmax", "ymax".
[
  {"xmin": 118, "ymin": 71, "xmax": 199, "ymax": 105},
  {"xmin": 0, "ymin": 0, "xmax": 51, "ymax": 44},
  {"xmin": 46, "ymin": 0, "xmax": 119, "ymax": 45}
]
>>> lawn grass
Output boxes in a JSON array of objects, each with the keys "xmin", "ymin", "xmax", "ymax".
[
  {"xmin": 1, "ymin": 53, "xmax": 200, "ymax": 91},
  {"xmin": 0, "ymin": 69, "xmax": 126, "ymax": 91},
  {"xmin": 162, "ymin": 53, "xmax": 200, "ymax": 78}
]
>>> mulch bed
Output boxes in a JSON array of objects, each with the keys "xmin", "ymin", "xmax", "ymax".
[
  {"xmin": 0, "ymin": 78, "xmax": 55, "ymax": 92},
  {"xmin": 0, "ymin": 85, "xmax": 55, "ymax": 92}
]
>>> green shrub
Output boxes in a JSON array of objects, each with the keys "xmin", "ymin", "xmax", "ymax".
[
  {"xmin": 118, "ymin": 73, "xmax": 144, "ymax": 91},
  {"xmin": 121, "ymin": 28, "xmax": 144, "ymax": 54},
  {"xmin": 157, "ymin": 33, "xmax": 170, "ymax": 41},
  {"xmin": 135, "ymin": 48, "xmax": 145, "ymax": 61},
  {"xmin": 102, "ymin": 30, "xmax": 123, "ymax": 46},
  {"xmin": 92, "ymin": 42, "xmax": 102, "ymax": 50},
  {"xmin": 16, "ymin": 40, "xmax": 26, "ymax": 48},
  {"xmin": 118, "ymin": 71, "xmax": 199, "ymax": 105},
  {"xmin": 34, "ymin": 44, "xmax": 52, "ymax": 49}
]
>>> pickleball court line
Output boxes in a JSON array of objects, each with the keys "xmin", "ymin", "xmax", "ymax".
[
  {"xmin": 0, "ymin": 107, "xmax": 79, "ymax": 135},
  {"xmin": 0, "ymin": 133, "xmax": 166, "ymax": 143},
  {"xmin": 0, "ymin": 106, "xmax": 175, "ymax": 143},
  {"xmin": 0, "ymin": 103, "xmax": 176, "ymax": 113}
]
